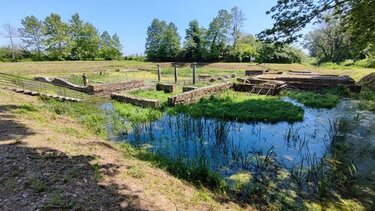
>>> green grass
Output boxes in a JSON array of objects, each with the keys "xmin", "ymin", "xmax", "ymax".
[
  {"xmin": 117, "ymin": 142, "xmax": 228, "ymax": 192},
  {"xmin": 127, "ymin": 88, "xmax": 183, "ymax": 106},
  {"xmin": 112, "ymin": 101, "xmax": 162, "ymax": 123},
  {"xmin": 168, "ymin": 91, "xmax": 304, "ymax": 123},
  {"xmin": 40, "ymin": 97, "xmax": 108, "ymax": 138},
  {"xmin": 283, "ymin": 90, "xmax": 340, "ymax": 109},
  {"xmin": 355, "ymin": 88, "xmax": 375, "ymax": 112}
]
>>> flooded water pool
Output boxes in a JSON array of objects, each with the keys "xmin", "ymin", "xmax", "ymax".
[{"xmin": 100, "ymin": 98, "xmax": 375, "ymax": 180}]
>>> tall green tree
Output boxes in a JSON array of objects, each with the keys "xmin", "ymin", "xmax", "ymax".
[
  {"xmin": 206, "ymin": 9, "xmax": 231, "ymax": 61},
  {"xmin": 44, "ymin": 13, "xmax": 70, "ymax": 60},
  {"xmin": 19, "ymin": 16, "xmax": 44, "ymax": 58},
  {"xmin": 183, "ymin": 20, "xmax": 206, "ymax": 61},
  {"xmin": 159, "ymin": 22, "xmax": 181, "ymax": 61},
  {"xmin": 99, "ymin": 31, "xmax": 123, "ymax": 60},
  {"xmin": 112, "ymin": 33, "xmax": 123, "ymax": 59},
  {"xmin": 145, "ymin": 19, "xmax": 167, "ymax": 61},
  {"xmin": 258, "ymin": 0, "xmax": 375, "ymax": 50},
  {"xmin": 69, "ymin": 13, "xmax": 101, "ymax": 60},
  {"xmin": 228, "ymin": 34, "xmax": 257, "ymax": 62},
  {"xmin": 303, "ymin": 17, "xmax": 353, "ymax": 64}
]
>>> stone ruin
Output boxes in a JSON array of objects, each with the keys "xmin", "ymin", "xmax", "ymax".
[
  {"xmin": 236, "ymin": 70, "xmax": 362, "ymax": 95},
  {"xmin": 34, "ymin": 76, "xmax": 144, "ymax": 94}
]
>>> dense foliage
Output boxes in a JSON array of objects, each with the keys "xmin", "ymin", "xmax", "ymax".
[
  {"xmin": 260, "ymin": 0, "xmax": 375, "ymax": 67},
  {"xmin": 145, "ymin": 7, "xmax": 305, "ymax": 63},
  {"xmin": 1, "ymin": 13, "xmax": 123, "ymax": 61}
]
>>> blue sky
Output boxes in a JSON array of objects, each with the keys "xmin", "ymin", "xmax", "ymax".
[{"xmin": 0, "ymin": 0, "xmax": 310, "ymax": 55}]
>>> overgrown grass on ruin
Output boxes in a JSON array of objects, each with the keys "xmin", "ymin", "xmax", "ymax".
[
  {"xmin": 127, "ymin": 88, "xmax": 182, "ymax": 106},
  {"xmin": 283, "ymin": 90, "xmax": 340, "ymax": 109},
  {"xmin": 169, "ymin": 91, "xmax": 304, "ymax": 123},
  {"xmin": 112, "ymin": 101, "xmax": 162, "ymax": 123}
]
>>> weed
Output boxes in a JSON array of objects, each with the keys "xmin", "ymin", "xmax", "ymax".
[
  {"xmin": 25, "ymin": 177, "xmax": 47, "ymax": 193},
  {"xmin": 92, "ymin": 163, "xmax": 103, "ymax": 181},
  {"xmin": 127, "ymin": 165, "xmax": 145, "ymax": 178},
  {"xmin": 283, "ymin": 90, "xmax": 340, "ymax": 109},
  {"xmin": 112, "ymin": 101, "xmax": 162, "ymax": 123}
]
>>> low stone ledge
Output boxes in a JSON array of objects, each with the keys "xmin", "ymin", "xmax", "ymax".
[
  {"xmin": 168, "ymin": 82, "xmax": 233, "ymax": 106},
  {"xmin": 233, "ymin": 83, "xmax": 254, "ymax": 92},
  {"xmin": 182, "ymin": 86, "xmax": 198, "ymax": 92},
  {"xmin": 245, "ymin": 70, "xmax": 264, "ymax": 76},
  {"xmin": 34, "ymin": 76, "xmax": 52, "ymax": 83},
  {"xmin": 156, "ymin": 83, "xmax": 176, "ymax": 93},
  {"xmin": 111, "ymin": 93, "xmax": 161, "ymax": 108},
  {"xmin": 89, "ymin": 80, "xmax": 144, "ymax": 93}
]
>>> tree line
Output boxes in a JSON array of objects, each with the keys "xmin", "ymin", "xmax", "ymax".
[
  {"xmin": 145, "ymin": 7, "xmax": 306, "ymax": 63},
  {"xmin": 1, "ymin": 13, "xmax": 123, "ymax": 61},
  {"xmin": 260, "ymin": 0, "xmax": 375, "ymax": 67}
]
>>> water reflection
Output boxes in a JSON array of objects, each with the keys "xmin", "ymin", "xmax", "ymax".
[{"xmin": 101, "ymin": 99, "xmax": 369, "ymax": 178}]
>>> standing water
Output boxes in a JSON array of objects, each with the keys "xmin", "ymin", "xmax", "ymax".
[{"xmin": 100, "ymin": 98, "xmax": 375, "ymax": 181}]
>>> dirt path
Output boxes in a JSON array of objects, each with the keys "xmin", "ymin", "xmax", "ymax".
[{"xmin": 0, "ymin": 89, "xmax": 248, "ymax": 210}]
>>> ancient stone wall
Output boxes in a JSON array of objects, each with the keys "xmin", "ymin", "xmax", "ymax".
[
  {"xmin": 111, "ymin": 93, "xmax": 161, "ymax": 108},
  {"xmin": 41, "ymin": 77, "xmax": 144, "ymax": 94},
  {"xmin": 245, "ymin": 70, "xmax": 263, "ymax": 76},
  {"xmin": 182, "ymin": 86, "xmax": 197, "ymax": 92},
  {"xmin": 168, "ymin": 82, "xmax": 233, "ymax": 106},
  {"xmin": 89, "ymin": 80, "xmax": 144, "ymax": 93},
  {"xmin": 51, "ymin": 78, "xmax": 88, "ymax": 92},
  {"xmin": 233, "ymin": 83, "xmax": 254, "ymax": 92},
  {"xmin": 156, "ymin": 83, "xmax": 176, "ymax": 93}
]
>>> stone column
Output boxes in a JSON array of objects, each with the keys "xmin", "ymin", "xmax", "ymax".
[
  {"xmin": 192, "ymin": 62, "xmax": 197, "ymax": 85},
  {"xmin": 174, "ymin": 64, "xmax": 178, "ymax": 84},
  {"xmin": 157, "ymin": 64, "xmax": 161, "ymax": 82}
]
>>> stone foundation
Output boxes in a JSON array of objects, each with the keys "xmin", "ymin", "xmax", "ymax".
[
  {"xmin": 168, "ymin": 82, "xmax": 233, "ymax": 106},
  {"xmin": 245, "ymin": 70, "xmax": 263, "ymax": 76},
  {"xmin": 89, "ymin": 80, "xmax": 144, "ymax": 94},
  {"xmin": 36, "ymin": 77, "xmax": 144, "ymax": 94},
  {"xmin": 111, "ymin": 93, "xmax": 161, "ymax": 108},
  {"xmin": 156, "ymin": 83, "xmax": 176, "ymax": 93},
  {"xmin": 182, "ymin": 86, "xmax": 197, "ymax": 92}
]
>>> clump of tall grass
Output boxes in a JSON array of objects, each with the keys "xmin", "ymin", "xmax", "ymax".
[
  {"xmin": 117, "ymin": 142, "xmax": 228, "ymax": 192},
  {"xmin": 283, "ymin": 90, "xmax": 340, "ymax": 109},
  {"xmin": 40, "ymin": 97, "xmax": 108, "ymax": 138},
  {"xmin": 112, "ymin": 101, "xmax": 162, "ymax": 123}
]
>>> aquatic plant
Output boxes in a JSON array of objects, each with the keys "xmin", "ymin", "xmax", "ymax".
[
  {"xmin": 112, "ymin": 101, "xmax": 162, "ymax": 123},
  {"xmin": 283, "ymin": 90, "xmax": 340, "ymax": 109},
  {"xmin": 169, "ymin": 91, "xmax": 304, "ymax": 123}
]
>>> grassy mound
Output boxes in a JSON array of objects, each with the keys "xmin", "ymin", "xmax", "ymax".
[
  {"xmin": 169, "ymin": 91, "xmax": 304, "ymax": 123},
  {"xmin": 359, "ymin": 72, "xmax": 375, "ymax": 91},
  {"xmin": 283, "ymin": 90, "xmax": 340, "ymax": 109},
  {"xmin": 112, "ymin": 101, "xmax": 162, "ymax": 123}
]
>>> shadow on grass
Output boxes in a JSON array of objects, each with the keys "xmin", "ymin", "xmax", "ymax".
[
  {"xmin": 0, "ymin": 143, "xmax": 147, "ymax": 210},
  {"xmin": 0, "ymin": 105, "xmax": 148, "ymax": 210},
  {"xmin": 0, "ymin": 105, "xmax": 36, "ymax": 142}
]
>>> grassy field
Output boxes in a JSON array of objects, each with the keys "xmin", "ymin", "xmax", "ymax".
[{"xmin": 1, "ymin": 61, "xmax": 374, "ymax": 82}]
